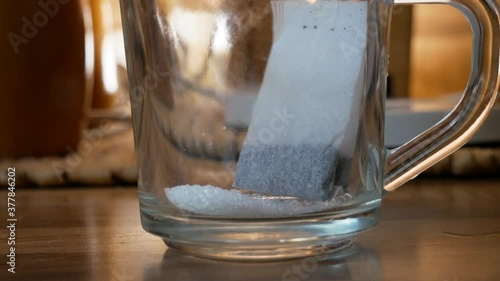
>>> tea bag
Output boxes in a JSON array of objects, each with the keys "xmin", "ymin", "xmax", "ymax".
[{"xmin": 233, "ymin": 0, "xmax": 367, "ymax": 201}]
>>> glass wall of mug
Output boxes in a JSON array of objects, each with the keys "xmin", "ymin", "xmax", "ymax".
[{"xmin": 121, "ymin": 0, "xmax": 391, "ymax": 259}]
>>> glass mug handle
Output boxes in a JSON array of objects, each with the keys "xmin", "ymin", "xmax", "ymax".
[{"xmin": 384, "ymin": 0, "xmax": 500, "ymax": 192}]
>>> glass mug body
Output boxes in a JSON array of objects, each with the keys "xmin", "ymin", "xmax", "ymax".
[{"xmin": 119, "ymin": 0, "xmax": 499, "ymax": 260}]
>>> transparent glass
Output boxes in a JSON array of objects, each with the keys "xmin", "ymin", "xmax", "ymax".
[{"xmin": 120, "ymin": 0, "xmax": 500, "ymax": 260}]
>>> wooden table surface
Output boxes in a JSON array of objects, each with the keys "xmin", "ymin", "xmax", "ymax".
[{"xmin": 1, "ymin": 179, "xmax": 499, "ymax": 281}]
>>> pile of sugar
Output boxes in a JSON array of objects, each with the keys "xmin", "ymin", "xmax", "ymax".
[{"xmin": 165, "ymin": 185, "xmax": 351, "ymax": 217}]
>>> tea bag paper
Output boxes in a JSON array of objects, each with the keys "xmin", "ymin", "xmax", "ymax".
[{"xmin": 234, "ymin": 0, "xmax": 367, "ymax": 201}]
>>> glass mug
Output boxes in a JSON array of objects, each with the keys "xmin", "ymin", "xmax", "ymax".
[{"xmin": 120, "ymin": 0, "xmax": 499, "ymax": 260}]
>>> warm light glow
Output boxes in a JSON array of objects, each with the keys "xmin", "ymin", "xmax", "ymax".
[
  {"xmin": 101, "ymin": 34, "xmax": 119, "ymax": 94},
  {"xmin": 167, "ymin": 7, "xmax": 233, "ymax": 86},
  {"xmin": 213, "ymin": 14, "xmax": 231, "ymax": 53},
  {"xmin": 168, "ymin": 7, "xmax": 232, "ymax": 53},
  {"xmin": 81, "ymin": 1, "xmax": 94, "ymax": 81},
  {"xmin": 168, "ymin": 7, "xmax": 217, "ymax": 78},
  {"xmin": 168, "ymin": 7, "xmax": 216, "ymax": 49},
  {"xmin": 100, "ymin": 0, "xmax": 119, "ymax": 94}
]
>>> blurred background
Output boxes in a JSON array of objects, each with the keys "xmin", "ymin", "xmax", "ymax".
[
  {"xmin": 0, "ymin": 1, "xmax": 498, "ymax": 187},
  {"xmin": 392, "ymin": 5, "xmax": 472, "ymax": 99}
]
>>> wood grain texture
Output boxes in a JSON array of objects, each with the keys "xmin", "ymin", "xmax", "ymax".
[{"xmin": 0, "ymin": 179, "xmax": 499, "ymax": 281}]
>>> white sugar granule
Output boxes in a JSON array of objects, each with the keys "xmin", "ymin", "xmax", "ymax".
[{"xmin": 165, "ymin": 185, "xmax": 351, "ymax": 218}]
